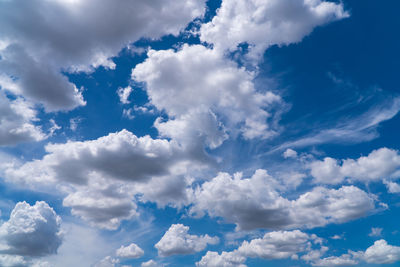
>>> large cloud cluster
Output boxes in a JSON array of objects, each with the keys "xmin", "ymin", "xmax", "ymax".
[
  {"xmin": 190, "ymin": 169, "xmax": 378, "ymax": 230},
  {"xmin": 0, "ymin": 0, "xmax": 206, "ymax": 111}
]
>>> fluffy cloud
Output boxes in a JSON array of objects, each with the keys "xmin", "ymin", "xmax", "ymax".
[
  {"xmin": 3, "ymin": 130, "xmax": 207, "ymax": 229},
  {"xmin": 383, "ymin": 180, "xmax": 400, "ymax": 193},
  {"xmin": 311, "ymin": 254, "xmax": 358, "ymax": 266},
  {"xmin": 0, "ymin": 201, "xmax": 62, "ymax": 257},
  {"xmin": 238, "ymin": 230, "xmax": 317, "ymax": 259},
  {"xmin": 0, "ymin": 0, "xmax": 205, "ymax": 111},
  {"xmin": 191, "ymin": 169, "xmax": 378, "ymax": 230},
  {"xmin": 132, "ymin": 44, "xmax": 281, "ymax": 144},
  {"xmin": 310, "ymin": 147, "xmax": 400, "ymax": 184},
  {"xmin": 362, "ymin": 239, "xmax": 400, "ymax": 264},
  {"xmin": 200, "ymin": 0, "xmax": 348, "ymax": 60},
  {"xmin": 196, "ymin": 251, "xmax": 247, "ymax": 267},
  {"xmin": 155, "ymin": 224, "xmax": 219, "ymax": 257},
  {"xmin": 0, "ymin": 91, "xmax": 45, "ymax": 146},
  {"xmin": 306, "ymin": 239, "xmax": 400, "ymax": 266},
  {"xmin": 197, "ymin": 230, "xmax": 321, "ymax": 267},
  {"xmin": 115, "ymin": 243, "xmax": 144, "ymax": 259},
  {"xmin": 0, "ymin": 202, "xmax": 62, "ymax": 267}
]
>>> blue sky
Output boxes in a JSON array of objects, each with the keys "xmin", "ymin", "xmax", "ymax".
[{"xmin": 0, "ymin": 0, "xmax": 400, "ymax": 266}]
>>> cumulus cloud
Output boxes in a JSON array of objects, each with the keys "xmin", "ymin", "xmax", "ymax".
[
  {"xmin": 197, "ymin": 230, "xmax": 322, "ymax": 267},
  {"xmin": 115, "ymin": 243, "xmax": 144, "ymax": 259},
  {"xmin": 238, "ymin": 230, "xmax": 318, "ymax": 260},
  {"xmin": 0, "ymin": 201, "xmax": 62, "ymax": 257},
  {"xmin": 191, "ymin": 169, "xmax": 378, "ymax": 230},
  {"xmin": 311, "ymin": 254, "xmax": 358, "ymax": 266},
  {"xmin": 310, "ymin": 147, "xmax": 400, "ymax": 185},
  {"xmin": 132, "ymin": 44, "xmax": 281, "ymax": 144},
  {"xmin": 307, "ymin": 239, "xmax": 400, "ymax": 266},
  {"xmin": 361, "ymin": 239, "xmax": 400, "ymax": 264},
  {"xmin": 196, "ymin": 251, "xmax": 247, "ymax": 267},
  {"xmin": 200, "ymin": 0, "xmax": 348, "ymax": 60},
  {"xmin": 3, "ymin": 130, "xmax": 208, "ymax": 229},
  {"xmin": 0, "ymin": 91, "xmax": 46, "ymax": 146},
  {"xmin": 0, "ymin": 202, "xmax": 62, "ymax": 267},
  {"xmin": 0, "ymin": 0, "xmax": 206, "ymax": 111},
  {"xmin": 155, "ymin": 224, "xmax": 219, "ymax": 257}
]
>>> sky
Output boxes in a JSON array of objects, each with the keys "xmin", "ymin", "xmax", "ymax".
[{"xmin": 0, "ymin": 0, "xmax": 400, "ymax": 266}]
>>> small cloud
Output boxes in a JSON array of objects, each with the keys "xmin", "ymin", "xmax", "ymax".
[
  {"xmin": 69, "ymin": 117, "xmax": 82, "ymax": 131},
  {"xmin": 283, "ymin": 148, "xmax": 298, "ymax": 159},
  {"xmin": 369, "ymin": 227, "xmax": 383, "ymax": 237}
]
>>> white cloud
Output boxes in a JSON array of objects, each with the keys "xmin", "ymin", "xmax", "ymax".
[
  {"xmin": 238, "ymin": 230, "xmax": 317, "ymax": 259},
  {"xmin": 362, "ymin": 239, "xmax": 400, "ymax": 264},
  {"xmin": 93, "ymin": 256, "xmax": 119, "ymax": 267},
  {"xmin": 274, "ymin": 97, "xmax": 400, "ymax": 152},
  {"xmin": 132, "ymin": 44, "xmax": 281, "ymax": 144},
  {"xmin": 115, "ymin": 243, "xmax": 144, "ymax": 259},
  {"xmin": 200, "ymin": 0, "xmax": 348, "ymax": 60},
  {"xmin": 306, "ymin": 239, "xmax": 400, "ymax": 266},
  {"xmin": 141, "ymin": 259, "xmax": 159, "ymax": 267},
  {"xmin": 310, "ymin": 147, "xmax": 400, "ymax": 185},
  {"xmin": 283, "ymin": 148, "xmax": 298, "ymax": 159},
  {"xmin": 3, "ymin": 130, "xmax": 208, "ymax": 229},
  {"xmin": 0, "ymin": 91, "xmax": 46, "ymax": 146},
  {"xmin": 311, "ymin": 254, "xmax": 358, "ymax": 266},
  {"xmin": 0, "ymin": 0, "xmax": 206, "ymax": 111},
  {"xmin": 383, "ymin": 180, "xmax": 400, "ymax": 193},
  {"xmin": 117, "ymin": 86, "xmax": 133, "ymax": 105},
  {"xmin": 197, "ymin": 230, "xmax": 322, "ymax": 267},
  {"xmin": 0, "ymin": 201, "xmax": 62, "ymax": 257},
  {"xmin": 191, "ymin": 169, "xmax": 378, "ymax": 230},
  {"xmin": 196, "ymin": 251, "xmax": 247, "ymax": 267},
  {"xmin": 155, "ymin": 224, "xmax": 219, "ymax": 257}
]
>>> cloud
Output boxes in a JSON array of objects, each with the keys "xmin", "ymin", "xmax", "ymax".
[
  {"xmin": 191, "ymin": 169, "xmax": 378, "ymax": 230},
  {"xmin": 238, "ymin": 230, "xmax": 319, "ymax": 260},
  {"xmin": 117, "ymin": 86, "xmax": 133, "ymax": 105},
  {"xmin": 311, "ymin": 254, "xmax": 358, "ymax": 266},
  {"xmin": 361, "ymin": 239, "xmax": 400, "ymax": 264},
  {"xmin": 115, "ymin": 243, "xmax": 144, "ymax": 259},
  {"xmin": 197, "ymin": 230, "xmax": 322, "ymax": 267},
  {"xmin": 383, "ymin": 180, "xmax": 400, "ymax": 193},
  {"xmin": 0, "ymin": 0, "xmax": 206, "ymax": 111},
  {"xmin": 200, "ymin": 0, "xmax": 348, "ymax": 60},
  {"xmin": 155, "ymin": 224, "xmax": 219, "ymax": 257},
  {"xmin": 273, "ymin": 97, "xmax": 400, "ymax": 152},
  {"xmin": 141, "ymin": 259, "xmax": 159, "ymax": 267},
  {"xmin": 0, "ymin": 202, "xmax": 62, "ymax": 267},
  {"xmin": 0, "ymin": 91, "xmax": 46, "ymax": 146},
  {"xmin": 283, "ymin": 148, "xmax": 298, "ymax": 159},
  {"xmin": 310, "ymin": 147, "xmax": 400, "ymax": 185},
  {"xmin": 93, "ymin": 256, "xmax": 119, "ymax": 267},
  {"xmin": 369, "ymin": 227, "xmax": 383, "ymax": 237},
  {"xmin": 196, "ymin": 251, "xmax": 247, "ymax": 267},
  {"xmin": 132, "ymin": 44, "xmax": 281, "ymax": 144},
  {"xmin": 3, "ymin": 130, "xmax": 209, "ymax": 229},
  {"xmin": 307, "ymin": 239, "xmax": 400, "ymax": 266}
]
